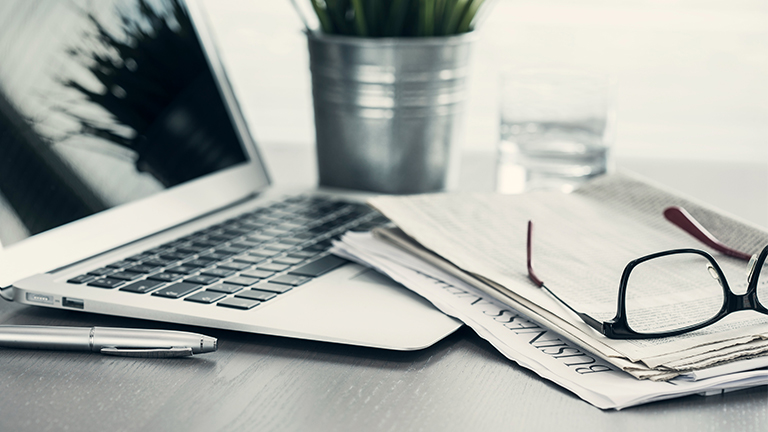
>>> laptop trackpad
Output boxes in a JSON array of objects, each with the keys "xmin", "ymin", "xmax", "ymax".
[{"xmin": 251, "ymin": 263, "xmax": 461, "ymax": 351}]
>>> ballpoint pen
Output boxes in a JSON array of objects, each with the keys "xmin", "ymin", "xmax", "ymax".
[{"xmin": 0, "ymin": 325, "xmax": 217, "ymax": 358}]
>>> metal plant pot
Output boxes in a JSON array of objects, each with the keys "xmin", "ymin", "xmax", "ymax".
[{"xmin": 307, "ymin": 32, "xmax": 474, "ymax": 194}]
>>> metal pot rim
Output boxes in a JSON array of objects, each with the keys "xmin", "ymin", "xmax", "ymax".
[{"xmin": 304, "ymin": 30, "xmax": 477, "ymax": 47}]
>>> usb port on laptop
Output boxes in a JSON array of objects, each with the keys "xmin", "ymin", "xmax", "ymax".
[{"xmin": 62, "ymin": 297, "xmax": 84, "ymax": 309}]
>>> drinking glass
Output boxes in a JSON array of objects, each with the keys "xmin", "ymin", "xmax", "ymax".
[{"xmin": 496, "ymin": 69, "xmax": 614, "ymax": 193}]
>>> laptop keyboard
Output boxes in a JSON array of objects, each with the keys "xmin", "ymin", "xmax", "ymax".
[{"xmin": 65, "ymin": 196, "xmax": 388, "ymax": 310}]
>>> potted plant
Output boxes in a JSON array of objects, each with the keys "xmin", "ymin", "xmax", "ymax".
[{"xmin": 292, "ymin": 0, "xmax": 490, "ymax": 194}]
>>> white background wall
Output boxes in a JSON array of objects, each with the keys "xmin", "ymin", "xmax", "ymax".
[{"xmin": 200, "ymin": 0, "xmax": 767, "ymax": 164}]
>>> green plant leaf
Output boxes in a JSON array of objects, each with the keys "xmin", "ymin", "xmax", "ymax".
[
  {"xmin": 367, "ymin": 0, "xmax": 383, "ymax": 36},
  {"xmin": 308, "ymin": 0, "xmax": 487, "ymax": 37},
  {"xmin": 457, "ymin": 0, "xmax": 485, "ymax": 33},
  {"xmin": 326, "ymin": 0, "xmax": 352, "ymax": 35},
  {"xmin": 350, "ymin": 0, "xmax": 368, "ymax": 36},
  {"xmin": 385, "ymin": 0, "xmax": 410, "ymax": 36},
  {"xmin": 310, "ymin": 0, "xmax": 333, "ymax": 33},
  {"xmin": 421, "ymin": 0, "xmax": 435, "ymax": 36},
  {"xmin": 434, "ymin": 0, "xmax": 447, "ymax": 35},
  {"xmin": 444, "ymin": 0, "xmax": 470, "ymax": 35}
]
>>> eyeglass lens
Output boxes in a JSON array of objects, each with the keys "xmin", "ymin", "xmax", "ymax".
[
  {"xmin": 757, "ymin": 255, "xmax": 767, "ymax": 307},
  {"xmin": 625, "ymin": 253, "xmax": 723, "ymax": 334}
]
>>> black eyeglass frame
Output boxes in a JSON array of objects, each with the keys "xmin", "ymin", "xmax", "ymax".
[{"xmin": 527, "ymin": 221, "xmax": 768, "ymax": 339}]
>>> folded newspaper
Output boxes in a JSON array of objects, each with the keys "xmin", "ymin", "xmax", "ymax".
[{"xmin": 331, "ymin": 173, "xmax": 768, "ymax": 409}]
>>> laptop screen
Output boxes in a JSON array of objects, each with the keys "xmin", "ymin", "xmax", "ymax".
[{"xmin": 0, "ymin": 0, "xmax": 251, "ymax": 247}]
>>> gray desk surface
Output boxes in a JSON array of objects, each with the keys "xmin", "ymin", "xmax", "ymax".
[{"xmin": 1, "ymin": 146, "xmax": 766, "ymax": 432}]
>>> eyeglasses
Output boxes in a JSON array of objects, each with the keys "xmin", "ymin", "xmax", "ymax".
[{"xmin": 526, "ymin": 206, "xmax": 768, "ymax": 339}]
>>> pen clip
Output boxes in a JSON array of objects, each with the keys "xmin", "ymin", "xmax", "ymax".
[{"xmin": 100, "ymin": 346, "xmax": 194, "ymax": 358}]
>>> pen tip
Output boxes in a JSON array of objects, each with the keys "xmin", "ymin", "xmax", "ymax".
[{"xmin": 201, "ymin": 336, "xmax": 217, "ymax": 353}]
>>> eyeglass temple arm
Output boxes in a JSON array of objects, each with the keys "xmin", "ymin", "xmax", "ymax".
[
  {"xmin": 663, "ymin": 206, "xmax": 752, "ymax": 261},
  {"xmin": 526, "ymin": 221, "xmax": 545, "ymax": 287},
  {"xmin": 526, "ymin": 221, "xmax": 607, "ymax": 334}
]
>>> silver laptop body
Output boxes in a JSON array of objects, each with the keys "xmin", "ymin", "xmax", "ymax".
[{"xmin": 0, "ymin": 0, "xmax": 459, "ymax": 350}]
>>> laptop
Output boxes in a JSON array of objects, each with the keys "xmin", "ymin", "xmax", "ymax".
[{"xmin": 0, "ymin": 0, "xmax": 460, "ymax": 350}]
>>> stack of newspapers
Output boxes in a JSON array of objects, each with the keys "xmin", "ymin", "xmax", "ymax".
[{"xmin": 331, "ymin": 173, "xmax": 768, "ymax": 409}]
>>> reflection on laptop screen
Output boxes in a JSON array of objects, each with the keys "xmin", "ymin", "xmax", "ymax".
[{"xmin": 0, "ymin": 0, "xmax": 248, "ymax": 246}]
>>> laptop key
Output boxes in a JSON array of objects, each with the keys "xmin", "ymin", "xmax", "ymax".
[
  {"xmin": 307, "ymin": 222, "xmax": 337, "ymax": 235},
  {"xmin": 184, "ymin": 258, "xmax": 216, "ymax": 268},
  {"xmin": 145, "ymin": 247, "xmax": 168, "ymax": 255},
  {"xmin": 142, "ymin": 258, "xmax": 173, "ymax": 267},
  {"xmin": 108, "ymin": 271, "xmax": 144, "ymax": 281},
  {"xmin": 230, "ymin": 240, "xmax": 261, "ymax": 249},
  {"xmin": 200, "ymin": 252, "xmax": 231, "ymax": 261},
  {"xmin": 177, "ymin": 243, "xmax": 209, "ymax": 252},
  {"xmin": 159, "ymin": 252, "xmax": 193, "ymax": 261},
  {"xmin": 165, "ymin": 265, "xmax": 198, "ymax": 275},
  {"xmin": 148, "ymin": 272, "xmax": 184, "ymax": 282},
  {"xmin": 304, "ymin": 242, "xmax": 331, "ymax": 253},
  {"xmin": 185, "ymin": 275, "xmax": 219, "ymax": 285},
  {"xmin": 239, "ymin": 269, "xmax": 274, "ymax": 279},
  {"xmin": 277, "ymin": 238, "xmax": 304, "ymax": 245},
  {"xmin": 289, "ymin": 255, "xmax": 348, "ymax": 277},
  {"xmin": 252, "ymin": 282, "xmax": 292, "ymax": 294},
  {"xmin": 125, "ymin": 253, "xmax": 153, "ymax": 262},
  {"xmin": 217, "ymin": 261, "xmax": 251, "ymax": 271},
  {"xmin": 124, "ymin": 264, "xmax": 161, "ymax": 274},
  {"xmin": 185, "ymin": 291, "xmax": 226, "ymax": 304},
  {"xmin": 276, "ymin": 221, "xmax": 304, "ymax": 231},
  {"xmin": 192, "ymin": 240, "xmax": 222, "ymax": 249},
  {"xmin": 162, "ymin": 240, "xmax": 186, "ymax": 248},
  {"xmin": 235, "ymin": 290, "xmax": 276, "ymax": 302},
  {"xmin": 291, "ymin": 232, "xmax": 314, "ymax": 240},
  {"xmin": 269, "ymin": 274, "xmax": 311, "ymax": 286},
  {"xmin": 288, "ymin": 250, "xmax": 319, "ymax": 259},
  {"xmin": 262, "ymin": 228, "xmax": 291, "ymax": 237},
  {"xmin": 209, "ymin": 248, "xmax": 236, "ymax": 258},
  {"xmin": 264, "ymin": 243, "xmax": 292, "ymax": 252},
  {"xmin": 239, "ymin": 223, "xmax": 266, "ymax": 233},
  {"xmin": 87, "ymin": 267, "xmax": 115, "ymax": 277},
  {"xmin": 255, "ymin": 216, "xmax": 281, "ymax": 225},
  {"xmin": 272, "ymin": 256, "xmax": 304, "ymax": 266},
  {"xmin": 201, "ymin": 268, "xmax": 236, "ymax": 278},
  {"xmin": 208, "ymin": 234, "xmax": 237, "ymax": 243},
  {"xmin": 195, "ymin": 255, "xmax": 218, "ymax": 263},
  {"xmin": 223, "ymin": 276, "xmax": 259, "ymax": 286},
  {"xmin": 152, "ymin": 282, "xmax": 201, "ymax": 299},
  {"xmin": 256, "ymin": 263, "xmax": 290, "ymax": 272},
  {"xmin": 222, "ymin": 227, "xmax": 251, "ymax": 236},
  {"xmin": 217, "ymin": 298, "xmax": 260, "ymax": 310},
  {"xmin": 107, "ymin": 260, "xmax": 134, "ymax": 269},
  {"xmin": 67, "ymin": 274, "xmax": 95, "ymax": 284},
  {"xmin": 246, "ymin": 234, "xmax": 274, "ymax": 243},
  {"xmin": 120, "ymin": 279, "xmax": 164, "ymax": 294},
  {"xmin": 88, "ymin": 278, "xmax": 125, "ymax": 289},
  {"xmin": 248, "ymin": 249, "xmax": 280, "ymax": 258},
  {"xmin": 175, "ymin": 247, "xmax": 206, "ymax": 256},
  {"xmin": 207, "ymin": 283, "xmax": 243, "ymax": 294},
  {"xmin": 231, "ymin": 254, "xmax": 264, "ymax": 264},
  {"xmin": 217, "ymin": 246, "xmax": 248, "ymax": 255}
]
